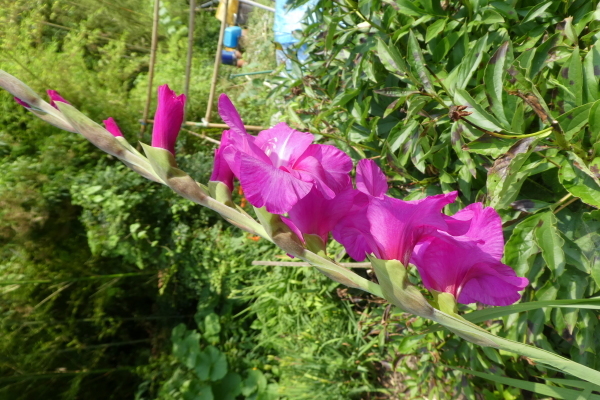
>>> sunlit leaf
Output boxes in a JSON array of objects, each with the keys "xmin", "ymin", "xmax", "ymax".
[
  {"xmin": 484, "ymin": 41, "xmax": 511, "ymax": 127},
  {"xmin": 558, "ymin": 154, "xmax": 600, "ymax": 208},
  {"xmin": 447, "ymin": 366, "xmax": 600, "ymax": 399}
]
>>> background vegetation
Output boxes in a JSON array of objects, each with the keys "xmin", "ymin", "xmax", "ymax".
[{"xmin": 1, "ymin": 0, "xmax": 600, "ymax": 399}]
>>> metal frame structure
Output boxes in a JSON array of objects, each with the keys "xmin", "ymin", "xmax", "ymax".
[{"xmin": 139, "ymin": 0, "xmax": 275, "ymax": 134}]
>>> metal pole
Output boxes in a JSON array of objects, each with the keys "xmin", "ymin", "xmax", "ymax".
[
  {"xmin": 239, "ymin": 0, "xmax": 274, "ymax": 12},
  {"xmin": 204, "ymin": 0, "xmax": 229, "ymax": 123},
  {"xmin": 141, "ymin": 119, "xmax": 264, "ymax": 131},
  {"xmin": 183, "ymin": 0, "xmax": 196, "ymax": 121},
  {"xmin": 140, "ymin": 0, "xmax": 160, "ymax": 142},
  {"xmin": 229, "ymin": 69, "xmax": 274, "ymax": 78}
]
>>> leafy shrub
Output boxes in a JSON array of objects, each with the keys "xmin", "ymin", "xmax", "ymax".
[{"xmin": 273, "ymin": 0, "xmax": 600, "ymax": 396}]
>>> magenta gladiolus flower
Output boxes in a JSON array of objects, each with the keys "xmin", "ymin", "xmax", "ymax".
[
  {"xmin": 281, "ymin": 185, "xmax": 360, "ymax": 245},
  {"xmin": 355, "ymin": 159, "xmax": 388, "ymax": 199},
  {"xmin": 441, "ymin": 203, "xmax": 505, "ymax": 259},
  {"xmin": 411, "ymin": 203, "xmax": 528, "ymax": 306},
  {"xmin": 217, "ymin": 94, "xmax": 352, "ymax": 214},
  {"xmin": 47, "ymin": 90, "xmax": 70, "ymax": 109},
  {"xmin": 411, "ymin": 235, "xmax": 528, "ymax": 306},
  {"xmin": 151, "ymin": 85, "xmax": 186, "ymax": 155},
  {"xmin": 333, "ymin": 191, "xmax": 458, "ymax": 263},
  {"xmin": 210, "ymin": 131, "xmax": 235, "ymax": 191},
  {"xmin": 14, "ymin": 97, "xmax": 31, "ymax": 109},
  {"xmin": 333, "ymin": 159, "xmax": 459, "ymax": 263},
  {"xmin": 103, "ymin": 117, "xmax": 124, "ymax": 138}
]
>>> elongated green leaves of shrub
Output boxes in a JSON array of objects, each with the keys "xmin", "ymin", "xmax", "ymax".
[
  {"xmin": 484, "ymin": 42, "xmax": 511, "ymax": 128},
  {"xmin": 464, "ymin": 297, "xmax": 600, "ymax": 324},
  {"xmin": 535, "ymin": 212, "xmax": 566, "ymax": 277},
  {"xmin": 558, "ymin": 155, "xmax": 600, "ymax": 208},
  {"xmin": 407, "ymin": 31, "xmax": 436, "ymax": 97},
  {"xmin": 375, "ymin": 37, "xmax": 418, "ymax": 85},
  {"xmin": 447, "ymin": 366, "xmax": 600, "ymax": 400}
]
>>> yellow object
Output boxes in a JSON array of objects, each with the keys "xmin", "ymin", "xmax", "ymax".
[{"xmin": 216, "ymin": 0, "xmax": 239, "ymax": 25}]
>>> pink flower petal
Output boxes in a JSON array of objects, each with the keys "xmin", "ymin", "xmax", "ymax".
[
  {"xmin": 366, "ymin": 193, "xmax": 455, "ymax": 263},
  {"xmin": 222, "ymin": 130, "xmax": 272, "ymax": 177},
  {"xmin": 331, "ymin": 196, "xmax": 374, "ymax": 261},
  {"xmin": 412, "ymin": 235, "xmax": 528, "ymax": 306},
  {"xmin": 210, "ymin": 131, "xmax": 234, "ymax": 191},
  {"xmin": 451, "ymin": 203, "xmax": 505, "ymax": 260},
  {"xmin": 103, "ymin": 117, "xmax": 124, "ymax": 137},
  {"xmin": 287, "ymin": 185, "xmax": 357, "ymax": 244},
  {"xmin": 151, "ymin": 85, "xmax": 186, "ymax": 155},
  {"xmin": 14, "ymin": 97, "xmax": 31, "ymax": 109},
  {"xmin": 356, "ymin": 159, "xmax": 388, "ymax": 198},
  {"xmin": 281, "ymin": 216, "xmax": 304, "ymax": 242},
  {"xmin": 333, "ymin": 192, "xmax": 456, "ymax": 263},
  {"xmin": 458, "ymin": 262, "xmax": 529, "ymax": 306},
  {"xmin": 218, "ymin": 94, "xmax": 247, "ymax": 135},
  {"xmin": 239, "ymin": 153, "xmax": 312, "ymax": 214},
  {"xmin": 47, "ymin": 90, "xmax": 70, "ymax": 109},
  {"xmin": 254, "ymin": 122, "xmax": 314, "ymax": 168},
  {"xmin": 293, "ymin": 144, "xmax": 353, "ymax": 198}
]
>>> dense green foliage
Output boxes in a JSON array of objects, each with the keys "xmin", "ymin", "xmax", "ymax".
[
  {"xmin": 2, "ymin": 0, "xmax": 600, "ymax": 399},
  {"xmin": 0, "ymin": 1, "xmax": 402, "ymax": 400},
  {"xmin": 275, "ymin": 0, "xmax": 600, "ymax": 396}
]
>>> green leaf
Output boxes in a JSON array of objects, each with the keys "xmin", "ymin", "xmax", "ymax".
[
  {"xmin": 376, "ymin": 37, "xmax": 417, "ymax": 84},
  {"xmin": 325, "ymin": 17, "xmax": 341, "ymax": 51},
  {"xmin": 332, "ymin": 88, "xmax": 360, "ymax": 107},
  {"xmin": 534, "ymin": 212, "xmax": 566, "ymax": 276},
  {"xmin": 484, "ymin": 41, "xmax": 511, "ymax": 127},
  {"xmin": 454, "ymin": 89, "xmax": 504, "ymax": 132},
  {"xmin": 463, "ymin": 297, "xmax": 600, "ymax": 324},
  {"xmin": 464, "ymin": 133, "xmax": 512, "ymax": 158},
  {"xmin": 486, "ymin": 137, "xmax": 542, "ymax": 209},
  {"xmin": 212, "ymin": 373, "xmax": 242, "ymax": 400},
  {"xmin": 562, "ymin": 234, "xmax": 591, "ymax": 274},
  {"xmin": 182, "ymin": 383, "xmax": 214, "ymax": 400},
  {"xmin": 556, "ymin": 101, "xmax": 595, "ymax": 141},
  {"xmin": 530, "ymin": 33, "xmax": 561, "ymax": 78},
  {"xmin": 241, "ymin": 370, "xmax": 267, "ymax": 397},
  {"xmin": 195, "ymin": 350, "xmax": 212, "ymax": 381},
  {"xmin": 491, "ymin": 1, "xmax": 519, "ymax": 20},
  {"xmin": 560, "ymin": 16, "xmax": 578, "ymax": 46},
  {"xmin": 420, "ymin": 0, "xmax": 444, "ymax": 15},
  {"xmin": 203, "ymin": 312, "xmax": 221, "ymax": 339},
  {"xmin": 207, "ymin": 346, "xmax": 228, "ymax": 381},
  {"xmin": 373, "ymin": 88, "xmax": 421, "ymax": 98},
  {"xmin": 407, "ymin": 30, "xmax": 436, "ymax": 96},
  {"xmin": 425, "ymin": 18, "xmax": 446, "ymax": 43},
  {"xmin": 481, "ymin": 9, "xmax": 504, "ymax": 24},
  {"xmin": 558, "ymin": 155, "xmax": 600, "ymax": 208},
  {"xmin": 504, "ymin": 213, "xmax": 542, "ymax": 276},
  {"xmin": 559, "ymin": 47, "xmax": 584, "ymax": 111},
  {"xmin": 447, "ymin": 366, "xmax": 600, "ymax": 400},
  {"xmin": 450, "ymin": 122, "xmax": 477, "ymax": 177},
  {"xmin": 588, "ymin": 100, "xmax": 600, "ymax": 144},
  {"xmin": 395, "ymin": 0, "xmax": 426, "ymax": 16},
  {"xmin": 583, "ymin": 40, "xmax": 600, "ymax": 103},
  {"xmin": 578, "ymin": 211, "xmax": 600, "ymax": 288},
  {"xmin": 544, "ymin": 378, "xmax": 600, "ymax": 393},
  {"xmin": 432, "ymin": 31, "xmax": 460, "ymax": 63},
  {"xmin": 455, "ymin": 35, "xmax": 488, "ymax": 92},
  {"xmin": 576, "ymin": 310, "xmax": 598, "ymax": 354},
  {"xmin": 521, "ymin": 1, "xmax": 553, "ymax": 24},
  {"xmin": 387, "ymin": 120, "xmax": 419, "ymax": 153},
  {"xmin": 557, "ymin": 271, "xmax": 587, "ymax": 334}
]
